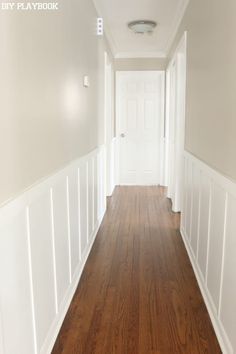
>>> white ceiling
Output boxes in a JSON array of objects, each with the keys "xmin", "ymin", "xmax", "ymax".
[{"xmin": 93, "ymin": 0, "xmax": 189, "ymax": 58}]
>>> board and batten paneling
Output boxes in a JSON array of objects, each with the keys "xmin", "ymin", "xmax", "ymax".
[
  {"xmin": 0, "ymin": 146, "xmax": 106, "ymax": 354},
  {"xmin": 67, "ymin": 169, "xmax": 80, "ymax": 278},
  {"xmin": 28, "ymin": 192, "xmax": 57, "ymax": 352},
  {"xmin": 220, "ymin": 194, "xmax": 236, "ymax": 352},
  {"xmin": 0, "ymin": 210, "xmax": 35, "ymax": 354},
  {"xmin": 181, "ymin": 151, "xmax": 236, "ymax": 354}
]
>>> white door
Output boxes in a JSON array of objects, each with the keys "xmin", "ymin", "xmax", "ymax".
[{"xmin": 116, "ymin": 71, "xmax": 165, "ymax": 185}]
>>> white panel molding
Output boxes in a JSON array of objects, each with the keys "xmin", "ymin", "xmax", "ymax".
[
  {"xmin": 0, "ymin": 310, "xmax": 4, "ymax": 354},
  {"xmin": 26, "ymin": 207, "xmax": 38, "ymax": 354},
  {"xmin": 181, "ymin": 227, "xmax": 232, "ymax": 354},
  {"xmin": 50, "ymin": 188, "xmax": 59, "ymax": 315},
  {"xmin": 77, "ymin": 168, "xmax": 82, "ymax": 261},
  {"xmin": 66, "ymin": 176, "xmax": 72, "ymax": 284},
  {"xmin": 40, "ymin": 217, "xmax": 102, "ymax": 354},
  {"xmin": 92, "ymin": 157, "xmax": 95, "ymax": 230},
  {"xmin": 181, "ymin": 151, "xmax": 236, "ymax": 354},
  {"xmin": 220, "ymin": 194, "xmax": 236, "ymax": 351},
  {"xmin": 205, "ymin": 178, "xmax": 212, "ymax": 282},
  {"xmin": 195, "ymin": 170, "xmax": 202, "ymax": 261},
  {"xmin": 86, "ymin": 161, "xmax": 89, "ymax": 244},
  {"xmin": 218, "ymin": 192, "xmax": 228, "ymax": 318},
  {"xmin": 0, "ymin": 146, "xmax": 106, "ymax": 354}
]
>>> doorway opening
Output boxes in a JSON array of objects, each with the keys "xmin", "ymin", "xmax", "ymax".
[{"xmin": 111, "ymin": 33, "xmax": 187, "ymax": 207}]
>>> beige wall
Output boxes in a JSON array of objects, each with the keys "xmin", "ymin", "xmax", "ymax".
[
  {"xmin": 114, "ymin": 58, "xmax": 167, "ymax": 71},
  {"xmin": 0, "ymin": 0, "xmax": 113, "ymax": 205},
  {"xmin": 169, "ymin": 0, "xmax": 236, "ymax": 181}
]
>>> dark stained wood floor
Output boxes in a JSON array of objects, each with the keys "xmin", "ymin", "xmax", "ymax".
[{"xmin": 52, "ymin": 186, "xmax": 221, "ymax": 354}]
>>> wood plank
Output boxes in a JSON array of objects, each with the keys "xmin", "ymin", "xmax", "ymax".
[{"xmin": 52, "ymin": 186, "xmax": 221, "ymax": 354}]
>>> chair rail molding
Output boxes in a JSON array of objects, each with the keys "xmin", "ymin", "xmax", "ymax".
[
  {"xmin": 0, "ymin": 146, "xmax": 106, "ymax": 354},
  {"xmin": 181, "ymin": 150, "xmax": 236, "ymax": 354}
]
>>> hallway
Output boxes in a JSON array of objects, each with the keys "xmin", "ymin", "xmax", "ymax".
[{"xmin": 52, "ymin": 187, "xmax": 221, "ymax": 354}]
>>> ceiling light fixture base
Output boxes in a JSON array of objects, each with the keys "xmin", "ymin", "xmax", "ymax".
[{"xmin": 128, "ymin": 20, "xmax": 157, "ymax": 34}]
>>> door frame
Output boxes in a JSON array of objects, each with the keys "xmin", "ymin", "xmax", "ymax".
[
  {"xmin": 165, "ymin": 31, "xmax": 187, "ymax": 212},
  {"xmin": 104, "ymin": 52, "xmax": 116, "ymax": 197},
  {"xmin": 116, "ymin": 70, "xmax": 165, "ymax": 186}
]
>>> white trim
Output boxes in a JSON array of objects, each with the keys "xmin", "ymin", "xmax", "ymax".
[
  {"xmin": 181, "ymin": 150, "xmax": 236, "ymax": 354},
  {"xmin": 163, "ymin": 68, "xmax": 170, "ymax": 187},
  {"xmin": 77, "ymin": 168, "xmax": 82, "ymax": 262},
  {"xmin": 218, "ymin": 193, "xmax": 228, "ymax": 317},
  {"xmin": 106, "ymin": 137, "xmax": 117, "ymax": 196},
  {"xmin": 40, "ymin": 212, "xmax": 105, "ymax": 354},
  {"xmin": 159, "ymin": 71, "xmax": 166, "ymax": 186},
  {"xmin": 205, "ymin": 179, "xmax": 212, "ymax": 282},
  {"xmin": 168, "ymin": 31, "xmax": 187, "ymax": 69},
  {"xmin": 50, "ymin": 188, "xmax": 59, "ymax": 315},
  {"xmin": 0, "ymin": 146, "xmax": 107, "ymax": 354},
  {"xmin": 66, "ymin": 176, "xmax": 72, "ymax": 284},
  {"xmin": 26, "ymin": 207, "xmax": 38, "ymax": 354},
  {"xmin": 104, "ymin": 52, "xmax": 115, "ymax": 197},
  {"xmin": 86, "ymin": 162, "xmax": 89, "ymax": 244},
  {"xmin": 184, "ymin": 151, "xmax": 236, "ymax": 196},
  {"xmin": 0, "ymin": 310, "xmax": 4, "ymax": 354},
  {"xmin": 115, "ymin": 51, "xmax": 166, "ymax": 59},
  {"xmin": 189, "ymin": 161, "xmax": 193, "ymax": 243},
  {"xmin": 165, "ymin": 31, "xmax": 187, "ymax": 212},
  {"xmin": 92, "ymin": 157, "xmax": 95, "ymax": 230},
  {"xmin": 180, "ymin": 227, "xmax": 233, "ymax": 354},
  {"xmin": 196, "ymin": 171, "xmax": 202, "ymax": 261}
]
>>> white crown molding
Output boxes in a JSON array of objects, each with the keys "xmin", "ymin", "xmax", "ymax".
[
  {"xmin": 164, "ymin": 0, "xmax": 190, "ymax": 56},
  {"xmin": 92, "ymin": 0, "xmax": 118, "ymax": 57},
  {"xmin": 115, "ymin": 51, "xmax": 166, "ymax": 59},
  {"xmin": 93, "ymin": 0, "xmax": 189, "ymax": 60}
]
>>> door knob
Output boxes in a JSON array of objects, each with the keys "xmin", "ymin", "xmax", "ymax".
[{"xmin": 120, "ymin": 133, "xmax": 125, "ymax": 138}]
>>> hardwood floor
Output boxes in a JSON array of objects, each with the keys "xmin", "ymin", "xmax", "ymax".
[{"xmin": 52, "ymin": 186, "xmax": 221, "ymax": 354}]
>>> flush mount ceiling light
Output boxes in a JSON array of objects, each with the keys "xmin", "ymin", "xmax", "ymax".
[{"xmin": 128, "ymin": 20, "xmax": 157, "ymax": 34}]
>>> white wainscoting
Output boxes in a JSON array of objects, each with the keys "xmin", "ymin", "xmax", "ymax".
[
  {"xmin": 0, "ymin": 146, "xmax": 106, "ymax": 354},
  {"xmin": 181, "ymin": 151, "xmax": 236, "ymax": 354},
  {"xmin": 106, "ymin": 137, "xmax": 117, "ymax": 197}
]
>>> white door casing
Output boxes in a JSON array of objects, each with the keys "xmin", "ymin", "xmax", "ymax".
[
  {"xmin": 166, "ymin": 32, "xmax": 187, "ymax": 212},
  {"xmin": 166, "ymin": 59, "xmax": 177, "ymax": 202},
  {"xmin": 116, "ymin": 71, "xmax": 165, "ymax": 185},
  {"xmin": 104, "ymin": 52, "xmax": 113, "ymax": 197}
]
